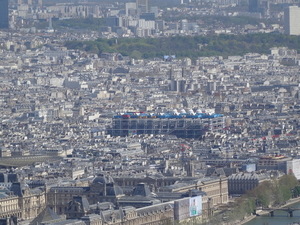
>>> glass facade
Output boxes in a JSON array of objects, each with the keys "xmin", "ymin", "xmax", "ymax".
[{"xmin": 0, "ymin": 0, "xmax": 9, "ymax": 29}]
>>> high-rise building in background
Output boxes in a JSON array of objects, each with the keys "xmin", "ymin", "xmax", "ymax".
[
  {"xmin": 0, "ymin": 0, "xmax": 9, "ymax": 29},
  {"xmin": 140, "ymin": 12, "xmax": 155, "ymax": 21},
  {"xmin": 261, "ymin": 0, "xmax": 270, "ymax": 17},
  {"xmin": 284, "ymin": 6, "xmax": 300, "ymax": 35},
  {"xmin": 106, "ymin": 16, "xmax": 122, "ymax": 28},
  {"xmin": 248, "ymin": 0, "xmax": 260, "ymax": 12},
  {"xmin": 136, "ymin": 0, "xmax": 148, "ymax": 14},
  {"xmin": 180, "ymin": 19, "xmax": 188, "ymax": 31},
  {"xmin": 150, "ymin": 6, "xmax": 159, "ymax": 17},
  {"xmin": 125, "ymin": 2, "xmax": 136, "ymax": 16}
]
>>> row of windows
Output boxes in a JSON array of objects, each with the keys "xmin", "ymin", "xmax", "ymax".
[
  {"xmin": 207, "ymin": 190, "xmax": 220, "ymax": 196},
  {"xmin": 0, "ymin": 204, "xmax": 19, "ymax": 212},
  {"xmin": 229, "ymin": 184, "xmax": 256, "ymax": 187},
  {"xmin": 230, "ymin": 186, "xmax": 255, "ymax": 190},
  {"xmin": 117, "ymin": 181, "xmax": 174, "ymax": 186}
]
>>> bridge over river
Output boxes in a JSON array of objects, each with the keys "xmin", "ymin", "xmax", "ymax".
[
  {"xmin": 263, "ymin": 207, "xmax": 300, "ymax": 217},
  {"xmin": 246, "ymin": 200, "xmax": 300, "ymax": 225}
]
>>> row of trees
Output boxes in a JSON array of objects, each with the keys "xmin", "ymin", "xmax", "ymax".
[
  {"xmin": 246, "ymin": 173, "xmax": 298, "ymax": 208},
  {"xmin": 65, "ymin": 33, "xmax": 300, "ymax": 60},
  {"xmin": 25, "ymin": 18, "xmax": 106, "ymax": 31},
  {"xmin": 54, "ymin": 18, "xmax": 106, "ymax": 30}
]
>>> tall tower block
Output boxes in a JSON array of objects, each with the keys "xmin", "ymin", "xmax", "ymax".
[
  {"xmin": 0, "ymin": 0, "xmax": 9, "ymax": 29},
  {"xmin": 136, "ymin": 0, "xmax": 148, "ymax": 13},
  {"xmin": 284, "ymin": 6, "xmax": 300, "ymax": 35}
]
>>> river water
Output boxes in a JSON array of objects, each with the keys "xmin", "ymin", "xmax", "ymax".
[{"xmin": 245, "ymin": 201, "xmax": 300, "ymax": 225}]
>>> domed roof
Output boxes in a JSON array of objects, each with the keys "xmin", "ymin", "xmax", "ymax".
[{"xmin": 92, "ymin": 174, "xmax": 114, "ymax": 184}]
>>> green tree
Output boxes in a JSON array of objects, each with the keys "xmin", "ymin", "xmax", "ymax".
[
  {"xmin": 279, "ymin": 173, "xmax": 298, "ymax": 189},
  {"xmin": 293, "ymin": 186, "xmax": 300, "ymax": 197},
  {"xmin": 130, "ymin": 50, "xmax": 142, "ymax": 59},
  {"xmin": 65, "ymin": 33, "xmax": 300, "ymax": 60}
]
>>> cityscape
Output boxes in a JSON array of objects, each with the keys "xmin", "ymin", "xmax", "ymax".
[{"xmin": 0, "ymin": 0, "xmax": 300, "ymax": 224}]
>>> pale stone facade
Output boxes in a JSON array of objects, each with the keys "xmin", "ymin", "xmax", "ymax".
[
  {"xmin": 0, "ymin": 175, "xmax": 228, "ymax": 224},
  {"xmin": 0, "ymin": 183, "xmax": 46, "ymax": 221}
]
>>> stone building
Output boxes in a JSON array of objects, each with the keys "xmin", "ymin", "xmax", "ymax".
[
  {"xmin": 47, "ymin": 174, "xmax": 125, "ymax": 215},
  {"xmin": 118, "ymin": 183, "xmax": 161, "ymax": 208},
  {"xmin": 117, "ymin": 175, "xmax": 228, "ymax": 218},
  {"xmin": 0, "ymin": 147, "xmax": 11, "ymax": 158},
  {"xmin": 65, "ymin": 198, "xmax": 174, "ymax": 225},
  {"xmin": 228, "ymin": 170, "xmax": 283, "ymax": 195},
  {"xmin": 114, "ymin": 175, "xmax": 182, "ymax": 191},
  {"xmin": 151, "ymin": 177, "xmax": 228, "ymax": 207},
  {"xmin": 66, "ymin": 196, "xmax": 94, "ymax": 219},
  {"xmin": 0, "ymin": 194, "xmax": 20, "ymax": 219},
  {"xmin": 0, "ymin": 174, "xmax": 228, "ymax": 224},
  {"xmin": 0, "ymin": 182, "xmax": 46, "ymax": 221},
  {"xmin": 0, "ymin": 173, "xmax": 19, "ymax": 183}
]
